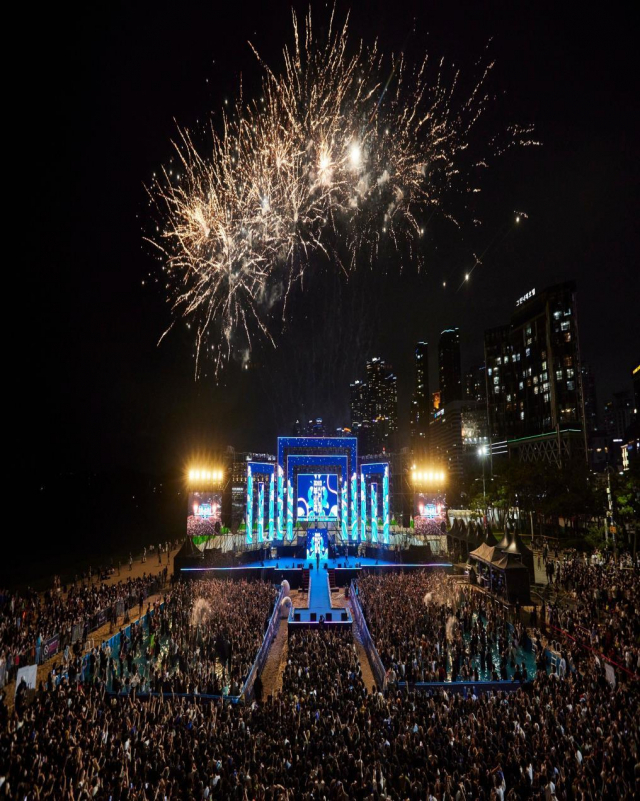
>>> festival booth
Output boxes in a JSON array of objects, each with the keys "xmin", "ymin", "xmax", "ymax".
[
  {"xmin": 503, "ymin": 528, "xmax": 535, "ymax": 580},
  {"xmin": 481, "ymin": 525, "xmax": 499, "ymax": 548},
  {"xmin": 495, "ymin": 529, "xmax": 511, "ymax": 550},
  {"xmin": 468, "ymin": 543, "xmax": 531, "ymax": 604},
  {"xmin": 173, "ymin": 536, "xmax": 204, "ymax": 572},
  {"xmin": 447, "ymin": 519, "xmax": 470, "ymax": 561},
  {"xmin": 469, "ymin": 522, "xmax": 485, "ymax": 550}
]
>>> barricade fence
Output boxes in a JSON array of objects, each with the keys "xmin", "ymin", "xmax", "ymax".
[
  {"xmin": 25, "ymin": 577, "xmax": 164, "ymax": 669},
  {"xmin": 349, "ymin": 579, "xmax": 386, "ymax": 689},
  {"xmin": 243, "ymin": 586, "xmax": 284, "ymax": 702}
]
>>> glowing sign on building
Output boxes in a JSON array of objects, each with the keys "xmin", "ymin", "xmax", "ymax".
[{"xmin": 516, "ymin": 288, "xmax": 536, "ymax": 306}]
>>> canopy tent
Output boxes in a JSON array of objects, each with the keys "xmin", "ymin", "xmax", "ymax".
[
  {"xmin": 481, "ymin": 526, "xmax": 499, "ymax": 548},
  {"xmin": 495, "ymin": 529, "xmax": 512, "ymax": 550},
  {"xmin": 173, "ymin": 536, "xmax": 204, "ymax": 575},
  {"xmin": 468, "ymin": 543, "xmax": 531, "ymax": 603},
  {"xmin": 447, "ymin": 519, "xmax": 470, "ymax": 560},
  {"xmin": 504, "ymin": 528, "xmax": 535, "ymax": 579}
]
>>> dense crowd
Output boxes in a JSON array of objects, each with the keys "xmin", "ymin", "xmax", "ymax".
[
  {"xmin": 2, "ymin": 618, "xmax": 638, "ymax": 798},
  {"xmin": 98, "ymin": 578, "xmax": 277, "ymax": 697},
  {"xmin": 540, "ymin": 555, "xmax": 639, "ymax": 676},
  {"xmin": 0, "ymin": 573, "xmax": 163, "ymax": 688},
  {"xmin": 0, "ymin": 543, "xmax": 639, "ymax": 799},
  {"xmin": 357, "ymin": 571, "xmax": 532, "ymax": 683}
]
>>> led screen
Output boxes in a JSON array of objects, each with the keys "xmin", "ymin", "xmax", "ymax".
[
  {"xmin": 296, "ymin": 473, "xmax": 338, "ymax": 521},
  {"xmin": 187, "ymin": 491, "xmax": 221, "ymax": 537},
  {"xmin": 414, "ymin": 492, "xmax": 445, "ymax": 519}
]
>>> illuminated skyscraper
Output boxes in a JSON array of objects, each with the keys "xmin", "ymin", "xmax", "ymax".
[
  {"xmin": 484, "ymin": 281, "xmax": 586, "ymax": 465},
  {"xmin": 366, "ymin": 357, "xmax": 398, "ymax": 453},
  {"xmin": 438, "ymin": 328, "xmax": 462, "ymax": 407},
  {"xmin": 350, "ymin": 358, "xmax": 397, "ymax": 454},
  {"xmin": 410, "ymin": 342, "xmax": 430, "ymax": 453},
  {"xmin": 465, "ymin": 364, "xmax": 486, "ymax": 403}
]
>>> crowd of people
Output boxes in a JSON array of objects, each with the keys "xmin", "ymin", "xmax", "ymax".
[
  {"xmin": 356, "ymin": 571, "xmax": 533, "ymax": 684},
  {"xmin": 2, "ymin": 616, "xmax": 638, "ymax": 798},
  {"xmin": 96, "ymin": 578, "xmax": 277, "ymax": 698},
  {"xmin": 0, "ymin": 573, "xmax": 163, "ymax": 688},
  {"xmin": 539, "ymin": 554, "xmax": 639, "ymax": 677},
  {"xmin": 0, "ymin": 540, "xmax": 638, "ymax": 798}
]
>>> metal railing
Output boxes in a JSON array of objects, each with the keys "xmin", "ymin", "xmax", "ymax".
[
  {"xmin": 349, "ymin": 580, "xmax": 385, "ymax": 689},
  {"xmin": 242, "ymin": 586, "xmax": 285, "ymax": 701}
]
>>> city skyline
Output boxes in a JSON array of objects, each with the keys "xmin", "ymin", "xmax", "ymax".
[{"xmin": 19, "ymin": 0, "xmax": 639, "ymax": 478}]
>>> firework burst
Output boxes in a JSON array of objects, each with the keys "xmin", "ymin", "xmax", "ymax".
[{"xmin": 147, "ymin": 8, "xmax": 536, "ymax": 373}]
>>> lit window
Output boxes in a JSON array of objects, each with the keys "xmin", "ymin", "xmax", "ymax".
[
  {"xmin": 567, "ymin": 380, "xmax": 575, "ymax": 390},
  {"xmin": 556, "ymin": 370, "xmax": 563, "ymax": 381},
  {"xmin": 561, "ymin": 321, "xmax": 570, "ymax": 332}
]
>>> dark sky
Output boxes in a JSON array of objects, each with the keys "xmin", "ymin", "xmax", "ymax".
[{"xmin": 22, "ymin": 1, "xmax": 639, "ymax": 477}]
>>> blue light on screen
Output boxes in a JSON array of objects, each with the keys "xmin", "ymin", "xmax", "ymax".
[{"xmin": 296, "ymin": 473, "xmax": 339, "ymax": 521}]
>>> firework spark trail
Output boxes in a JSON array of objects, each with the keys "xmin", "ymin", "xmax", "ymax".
[{"xmin": 147, "ymin": 9, "xmax": 536, "ymax": 373}]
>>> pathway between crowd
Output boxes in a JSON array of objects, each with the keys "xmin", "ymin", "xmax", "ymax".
[{"xmin": 259, "ymin": 581, "xmax": 378, "ymax": 698}]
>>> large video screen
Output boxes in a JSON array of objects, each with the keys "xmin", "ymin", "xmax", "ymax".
[
  {"xmin": 187, "ymin": 491, "xmax": 222, "ymax": 538},
  {"xmin": 297, "ymin": 473, "xmax": 338, "ymax": 521}
]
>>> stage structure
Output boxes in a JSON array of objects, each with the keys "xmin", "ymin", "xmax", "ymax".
[
  {"xmin": 245, "ymin": 437, "xmax": 391, "ymax": 546},
  {"xmin": 245, "ymin": 462, "xmax": 276, "ymax": 544}
]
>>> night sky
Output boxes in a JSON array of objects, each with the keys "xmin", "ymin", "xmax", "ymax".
[{"xmin": 23, "ymin": 0, "xmax": 639, "ymax": 478}]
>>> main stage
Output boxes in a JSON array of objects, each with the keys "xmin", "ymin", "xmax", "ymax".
[{"xmin": 180, "ymin": 555, "xmax": 452, "ymax": 573}]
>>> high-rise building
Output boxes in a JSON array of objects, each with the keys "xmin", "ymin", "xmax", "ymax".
[
  {"xmin": 580, "ymin": 363, "xmax": 598, "ymax": 434},
  {"xmin": 366, "ymin": 357, "xmax": 398, "ymax": 453},
  {"xmin": 350, "ymin": 379, "xmax": 368, "ymax": 434},
  {"xmin": 410, "ymin": 342, "xmax": 430, "ymax": 452},
  {"xmin": 605, "ymin": 390, "xmax": 633, "ymax": 440},
  {"xmin": 484, "ymin": 282, "xmax": 586, "ymax": 465},
  {"xmin": 349, "ymin": 358, "xmax": 398, "ymax": 455},
  {"xmin": 438, "ymin": 328, "xmax": 462, "ymax": 407},
  {"xmin": 430, "ymin": 399, "xmax": 489, "ymax": 479},
  {"xmin": 465, "ymin": 364, "xmax": 487, "ymax": 403}
]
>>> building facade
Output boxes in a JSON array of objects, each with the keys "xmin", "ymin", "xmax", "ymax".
[
  {"xmin": 349, "ymin": 358, "xmax": 398, "ymax": 455},
  {"xmin": 483, "ymin": 282, "xmax": 586, "ymax": 466},
  {"xmin": 429, "ymin": 400, "xmax": 489, "ymax": 479},
  {"xmin": 410, "ymin": 342, "xmax": 430, "ymax": 453},
  {"xmin": 438, "ymin": 328, "xmax": 462, "ymax": 407}
]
